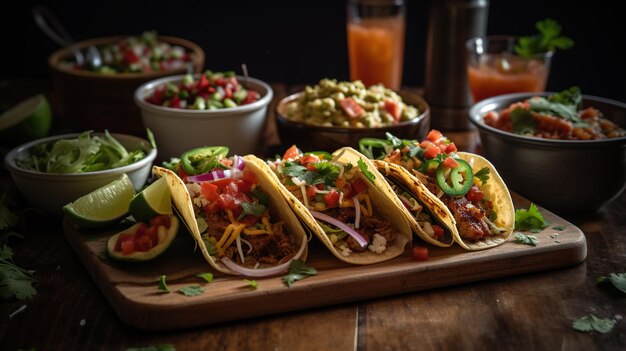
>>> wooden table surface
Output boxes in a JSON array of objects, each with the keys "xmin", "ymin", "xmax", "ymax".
[{"xmin": 1, "ymin": 82, "xmax": 625, "ymax": 350}]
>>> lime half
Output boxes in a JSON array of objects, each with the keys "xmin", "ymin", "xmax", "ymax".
[
  {"xmin": 0, "ymin": 94, "xmax": 52, "ymax": 146},
  {"xmin": 129, "ymin": 176, "xmax": 173, "ymax": 222},
  {"xmin": 63, "ymin": 173, "xmax": 136, "ymax": 228}
]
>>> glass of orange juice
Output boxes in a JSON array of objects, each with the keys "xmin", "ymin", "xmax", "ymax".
[
  {"xmin": 466, "ymin": 35, "xmax": 553, "ymax": 102},
  {"xmin": 347, "ymin": 0, "xmax": 405, "ymax": 90}
]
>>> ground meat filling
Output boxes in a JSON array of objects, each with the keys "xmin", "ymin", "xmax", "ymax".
[
  {"xmin": 325, "ymin": 207, "xmax": 395, "ymax": 252},
  {"xmin": 203, "ymin": 212, "xmax": 297, "ymax": 267}
]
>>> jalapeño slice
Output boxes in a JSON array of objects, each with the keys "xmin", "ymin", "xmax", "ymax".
[
  {"xmin": 435, "ymin": 158, "xmax": 474, "ymax": 196},
  {"xmin": 180, "ymin": 146, "xmax": 229, "ymax": 175}
]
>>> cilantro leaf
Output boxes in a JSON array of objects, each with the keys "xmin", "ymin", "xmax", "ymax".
[
  {"xmin": 528, "ymin": 97, "xmax": 578, "ymax": 121},
  {"xmin": 515, "ymin": 203, "xmax": 547, "ymax": 231},
  {"xmin": 157, "ymin": 275, "xmax": 170, "ymax": 293},
  {"xmin": 474, "ymin": 167, "xmax": 490, "ymax": 186},
  {"xmin": 515, "ymin": 18, "xmax": 574, "ymax": 58},
  {"xmin": 237, "ymin": 202, "xmax": 266, "ymax": 220},
  {"xmin": 357, "ymin": 159, "xmax": 375, "ymax": 183},
  {"xmin": 597, "ymin": 273, "xmax": 626, "ymax": 294},
  {"xmin": 196, "ymin": 272, "xmax": 214, "ymax": 283},
  {"xmin": 0, "ymin": 194, "xmax": 18, "ymax": 231},
  {"xmin": 244, "ymin": 279, "xmax": 258, "ymax": 289},
  {"xmin": 513, "ymin": 232, "xmax": 539, "ymax": 246},
  {"xmin": 510, "ymin": 107, "xmax": 537, "ymax": 135},
  {"xmin": 572, "ymin": 314, "xmax": 616, "ymax": 334},
  {"xmin": 283, "ymin": 259, "xmax": 317, "ymax": 287},
  {"xmin": 178, "ymin": 285, "xmax": 204, "ymax": 297}
]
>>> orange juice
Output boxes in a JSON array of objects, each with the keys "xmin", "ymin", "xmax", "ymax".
[
  {"xmin": 347, "ymin": 15, "xmax": 405, "ymax": 90},
  {"xmin": 467, "ymin": 54, "xmax": 550, "ymax": 102}
]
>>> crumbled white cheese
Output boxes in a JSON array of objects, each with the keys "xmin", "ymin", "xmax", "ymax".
[
  {"xmin": 193, "ymin": 196, "xmax": 209, "ymax": 208},
  {"xmin": 368, "ymin": 233, "xmax": 387, "ymax": 254},
  {"xmin": 186, "ymin": 182, "xmax": 201, "ymax": 197},
  {"xmin": 340, "ymin": 245, "xmax": 352, "ymax": 257}
]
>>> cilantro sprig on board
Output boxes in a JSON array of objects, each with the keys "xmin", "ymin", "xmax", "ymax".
[{"xmin": 515, "ymin": 18, "xmax": 574, "ymax": 58}]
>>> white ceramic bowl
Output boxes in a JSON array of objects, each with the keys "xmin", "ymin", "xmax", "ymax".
[
  {"xmin": 4, "ymin": 133, "xmax": 157, "ymax": 216},
  {"xmin": 134, "ymin": 74, "xmax": 273, "ymax": 161}
]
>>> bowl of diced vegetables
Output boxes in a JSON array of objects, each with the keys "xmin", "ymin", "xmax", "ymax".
[
  {"xmin": 48, "ymin": 31, "xmax": 205, "ymax": 136},
  {"xmin": 3, "ymin": 131, "xmax": 157, "ymax": 215},
  {"xmin": 134, "ymin": 70, "xmax": 273, "ymax": 161}
]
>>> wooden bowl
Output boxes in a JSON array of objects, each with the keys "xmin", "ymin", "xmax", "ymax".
[{"xmin": 48, "ymin": 35, "xmax": 205, "ymax": 136}]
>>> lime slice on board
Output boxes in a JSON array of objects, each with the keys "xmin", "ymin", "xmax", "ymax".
[
  {"xmin": 0, "ymin": 94, "xmax": 52, "ymax": 146},
  {"xmin": 129, "ymin": 176, "xmax": 173, "ymax": 222},
  {"xmin": 63, "ymin": 173, "xmax": 136, "ymax": 228}
]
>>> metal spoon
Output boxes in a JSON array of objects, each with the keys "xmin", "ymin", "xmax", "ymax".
[{"xmin": 32, "ymin": 6, "xmax": 102, "ymax": 70}]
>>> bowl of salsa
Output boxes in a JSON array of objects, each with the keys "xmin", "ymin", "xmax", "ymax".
[{"xmin": 468, "ymin": 88, "xmax": 626, "ymax": 213}]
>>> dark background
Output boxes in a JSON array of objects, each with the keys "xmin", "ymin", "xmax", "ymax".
[{"xmin": 3, "ymin": 0, "xmax": 625, "ymax": 102}]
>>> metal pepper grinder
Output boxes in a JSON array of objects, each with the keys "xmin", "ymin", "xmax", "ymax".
[{"xmin": 424, "ymin": 0, "xmax": 489, "ymax": 131}]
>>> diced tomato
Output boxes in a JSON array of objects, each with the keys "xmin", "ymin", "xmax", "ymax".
[
  {"xmin": 235, "ymin": 179, "xmax": 254, "ymax": 194},
  {"xmin": 207, "ymin": 86, "xmax": 217, "ymax": 94},
  {"xmin": 466, "ymin": 185, "xmax": 484, "ymax": 202},
  {"xmin": 203, "ymin": 201, "xmax": 221, "ymax": 213},
  {"xmin": 197, "ymin": 74, "xmax": 209, "ymax": 90},
  {"xmin": 211, "ymin": 178, "xmax": 234, "ymax": 189},
  {"xmin": 432, "ymin": 225, "xmax": 444, "ymax": 238},
  {"xmin": 218, "ymin": 192, "xmax": 239, "ymax": 210},
  {"xmin": 323, "ymin": 189, "xmax": 340, "ymax": 209},
  {"xmin": 200, "ymin": 182, "xmax": 220, "ymax": 202},
  {"xmin": 384, "ymin": 100, "xmax": 402, "ymax": 121},
  {"xmin": 150, "ymin": 215, "xmax": 171, "ymax": 229},
  {"xmin": 299, "ymin": 154, "xmax": 320, "ymax": 165},
  {"xmin": 215, "ymin": 77, "xmax": 226, "ymax": 87},
  {"xmin": 169, "ymin": 96, "xmax": 181, "ymax": 109},
  {"xmin": 442, "ymin": 157, "xmax": 459, "ymax": 169},
  {"xmin": 242, "ymin": 90, "xmax": 260, "ymax": 105},
  {"xmin": 135, "ymin": 234, "xmax": 152, "ymax": 252},
  {"xmin": 240, "ymin": 169, "xmax": 258, "ymax": 185},
  {"xmin": 135, "ymin": 223, "xmax": 148, "ymax": 237},
  {"xmin": 339, "ymin": 98, "xmax": 365, "ymax": 119},
  {"xmin": 228, "ymin": 77, "xmax": 239, "ymax": 91},
  {"xmin": 121, "ymin": 240, "xmax": 135, "ymax": 255},
  {"xmin": 423, "ymin": 144, "xmax": 441, "ymax": 159},
  {"xmin": 224, "ymin": 86, "xmax": 233, "ymax": 99},
  {"xmin": 350, "ymin": 178, "xmax": 367, "ymax": 197},
  {"xmin": 419, "ymin": 140, "xmax": 433, "ymax": 149},
  {"xmin": 114, "ymin": 233, "xmax": 132, "ymax": 251},
  {"xmin": 122, "ymin": 50, "xmax": 139, "ymax": 64},
  {"xmin": 282, "ymin": 145, "xmax": 300, "ymax": 160},
  {"xmin": 145, "ymin": 225, "xmax": 158, "ymax": 246},
  {"xmin": 412, "ymin": 246, "xmax": 429, "ymax": 261},
  {"xmin": 306, "ymin": 185, "xmax": 317, "ymax": 199},
  {"xmin": 241, "ymin": 214, "xmax": 260, "ymax": 226},
  {"xmin": 445, "ymin": 143, "xmax": 458, "ymax": 154},
  {"xmin": 427, "ymin": 129, "xmax": 443, "ymax": 142}
]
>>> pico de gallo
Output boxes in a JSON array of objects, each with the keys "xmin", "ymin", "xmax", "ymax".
[
  {"xmin": 144, "ymin": 70, "xmax": 261, "ymax": 110},
  {"xmin": 359, "ymin": 130, "xmax": 506, "ymax": 242},
  {"xmin": 59, "ymin": 31, "xmax": 193, "ymax": 74},
  {"xmin": 267, "ymin": 145, "xmax": 396, "ymax": 256},
  {"xmin": 483, "ymin": 87, "xmax": 625, "ymax": 140},
  {"xmin": 108, "ymin": 214, "xmax": 179, "ymax": 261},
  {"xmin": 172, "ymin": 147, "xmax": 301, "ymax": 271}
]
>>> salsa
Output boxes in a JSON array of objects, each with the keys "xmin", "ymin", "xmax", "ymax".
[
  {"xmin": 59, "ymin": 31, "xmax": 193, "ymax": 74},
  {"xmin": 483, "ymin": 87, "xmax": 625, "ymax": 140},
  {"xmin": 144, "ymin": 70, "xmax": 260, "ymax": 110}
]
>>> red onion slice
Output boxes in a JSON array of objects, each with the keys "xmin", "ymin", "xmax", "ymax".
[
  {"xmin": 310, "ymin": 210, "xmax": 368, "ymax": 248},
  {"xmin": 186, "ymin": 169, "xmax": 232, "ymax": 183},
  {"xmin": 233, "ymin": 155, "xmax": 246, "ymax": 170},
  {"xmin": 220, "ymin": 231, "xmax": 307, "ymax": 277}
]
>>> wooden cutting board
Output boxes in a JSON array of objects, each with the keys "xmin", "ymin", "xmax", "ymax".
[{"xmin": 63, "ymin": 192, "xmax": 586, "ymax": 331}]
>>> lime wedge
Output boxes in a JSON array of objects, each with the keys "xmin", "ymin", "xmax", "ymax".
[
  {"xmin": 63, "ymin": 173, "xmax": 136, "ymax": 228},
  {"xmin": 129, "ymin": 176, "xmax": 173, "ymax": 222},
  {"xmin": 0, "ymin": 94, "xmax": 52, "ymax": 146}
]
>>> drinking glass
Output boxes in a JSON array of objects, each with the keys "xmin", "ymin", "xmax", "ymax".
[
  {"xmin": 347, "ymin": 0, "xmax": 405, "ymax": 90},
  {"xmin": 466, "ymin": 35, "xmax": 553, "ymax": 102}
]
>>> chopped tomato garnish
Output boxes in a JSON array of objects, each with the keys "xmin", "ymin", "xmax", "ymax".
[
  {"xmin": 445, "ymin": 143, "xmax": 458, "ymax": 154},
  {"xmin": 121, "ymin": 240, "xmax": 135, "ymax": 255},
  {"xmin": 423, "ymin": 144, "xmax": 441, "ymax": 159},
  {"xmin": 350, "ymin": 178, "xmax": 367, "ymax": 197},
  {"xmin": 384, "ymin": 100, "xmax": 402, "ymax": 121},
  {"xmin": 306, "ymin": 185, "xmax": 317, "ymax": 199},
  {"xmin": 339, "ymin": 98, "xmax": 365, "ymax": 119},
  {"xmin": 442, "ymin": 157, "xmax": 459, "ymax": 169},
  {"xmin": 323, "ymin": 189, "xmax": 340, "ymax": 209},
  {"xmin": 466, "ymin": 185, "xmax": 484, "ymax": 203},
  {"xmin": 200, "ymin": 182, "xmax": 219, "ymax": 202},
  {"xmin": 282, "ymin": 145, "xmax": 300, "ymax": 160},
  {"xmin": 299, "ymin": 154, "xmax": 320, "ymax": 165},
  {"xmin": 427, "ymin": 129, "xmax": 443, "ymax": 142},
  {"xmin": 150, "ymin": 214, "xmax": 171, "ymax": 228},
  {"xmin": 432, "ymin": 224, "xmax": 444, "ymax": 238},
  {"xmin": 412, "ymin": 246, "xmax": 429, "ymax": 261}
]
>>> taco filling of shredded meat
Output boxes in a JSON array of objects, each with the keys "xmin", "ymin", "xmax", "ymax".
[{"xmin": 183, "ymin": 157, "xmax": 299, "ymax": 268}]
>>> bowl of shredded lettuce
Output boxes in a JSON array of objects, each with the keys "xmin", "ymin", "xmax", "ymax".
[{"xmin": 3, "ymin": 130, "xmax": 157, "ymax": 215}]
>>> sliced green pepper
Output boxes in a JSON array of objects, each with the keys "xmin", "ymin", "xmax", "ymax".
[
  {"xmin": 417, "ymin": 158, "xmax": 440, "ymax": 175},
  {"xmin": 180, "ymin": 146, "xmax": 229, "ymax": 175},
  {"xmin": 435, "ymin": 159, "xmax": 474, "ymax": 196}
]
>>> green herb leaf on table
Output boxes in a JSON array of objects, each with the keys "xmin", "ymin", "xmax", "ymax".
[
  {"xmin": 597, "ymin": 273, "xmax": 626, "ymax": 294},
  {"xmin": 157, "ymin": 275, "xmax": 170, "ymax": 293},
  {"xmin": 244, "ymin": 279, "xmax": 258, "ymax": 289},
  {"xmin": 515, "ymin": 18, "xmax": 574, "ymax": 58},
  {"xmin": 283, "ymin": 259, "xmax": 317, "ymax": 287},
  {"xmin": 178, "ymin": 285, "xmax": 204, "ymax": 297},
  {"xmin": 196, "ymin": 272, "xmax": 214, "ymax": 283},
  {"xmin": 572, "ymin": 314, "xmax": 616, "ymax": 334},
  {"xmin": 513, "ymin": 233, "xmax": 539, "ymax": 246},
  {"xmin": 515, "ymin": 203, "xmax": 548, "ymax": 231}
]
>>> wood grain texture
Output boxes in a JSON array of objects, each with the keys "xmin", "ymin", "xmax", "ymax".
[{"xmin": 60, "ymin": 193, "xmax": 585, "ymax": 331}]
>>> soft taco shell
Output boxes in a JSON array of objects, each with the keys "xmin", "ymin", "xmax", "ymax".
[
  {"xmin": 445, "ymin": 152, "xmax": 515, "ymax": 250},
  {"xmin": 152, "ymin": 164, "xmax": 308, "ymax": 275},
  {"xmin": 247, "ymin": 147, "xmax": 412, "ymax": 265},
  {"xmin": 372, "ymin": 159, "xmax": 456, "ymax": 248}
]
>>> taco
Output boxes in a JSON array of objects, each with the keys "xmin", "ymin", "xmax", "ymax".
[
  {"xmin": 152, "ymin": 146, "xmax": 308, "ymax": 277},
  {"xmin": 249, "ymin": 145, "xmax": 412, "ymax": 264},
  {"xmin": 371, "ymin": 160, "xmax": 456, "ymax": 248},
  {"xmin": 359, "ymin": 130, "xmax": 515, "ymax": 250}
]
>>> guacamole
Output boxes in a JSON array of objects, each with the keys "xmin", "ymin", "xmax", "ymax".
[{"xmin": 285, "ymin": 79, "xmax": 420, "ymax": 128}]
